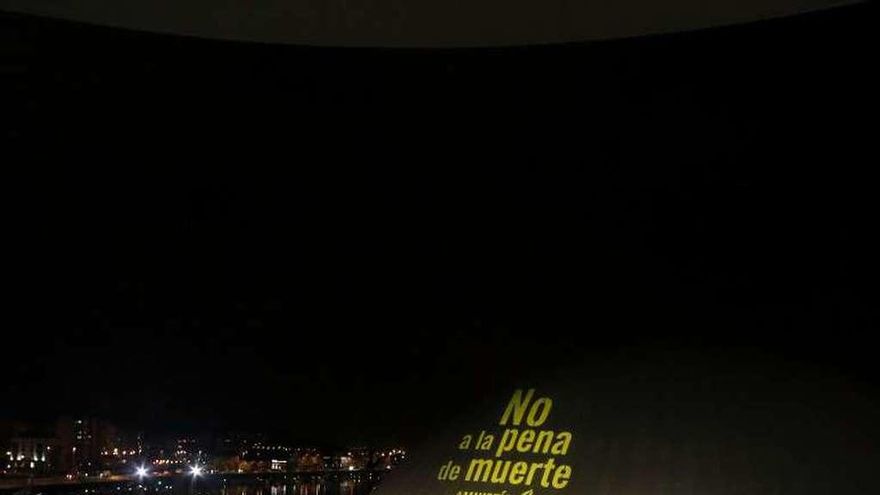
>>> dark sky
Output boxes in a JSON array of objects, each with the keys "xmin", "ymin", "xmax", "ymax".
[
  {"xmin": 2, "ymin": 4, "xmax": 877, "ymax": 448},
  {"xmin": 0, "ymin": 0, "xmax": 859, "ymax": 46}
]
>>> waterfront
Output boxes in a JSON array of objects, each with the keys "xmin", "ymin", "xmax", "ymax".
[{"xmin": 0, "ymin": 474, "xmax": 381, "ymax": 495}]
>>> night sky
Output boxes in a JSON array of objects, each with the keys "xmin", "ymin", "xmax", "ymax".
[
  {"xmin": 2, "ymin": 3, "xmax": 877, "ymax": 450},
  {"xmin": 0, "ymin": 0, "xmax": 860, "ymax": 46}
]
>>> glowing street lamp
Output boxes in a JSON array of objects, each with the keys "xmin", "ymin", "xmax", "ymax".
[
  {"xmin": 189, "ymin": 465, "xmax": 203, "ymax": 477},
  {"xmin": 136, "ymin": 465, "xmax": 149, "ymax": 479}
]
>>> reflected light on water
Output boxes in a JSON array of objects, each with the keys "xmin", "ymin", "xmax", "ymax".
[{"xmin": 60, "ymin": 479, "xmax": 376, "ymax": 495}]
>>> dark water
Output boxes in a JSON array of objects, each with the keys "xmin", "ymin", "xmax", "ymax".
[
  {"xmin": 6, "ymin": 475, "xmax": 382, "ymax": 495},
  {"xmin": 214, "ymin": 479, "xmax": 377, "ymax": 495}
]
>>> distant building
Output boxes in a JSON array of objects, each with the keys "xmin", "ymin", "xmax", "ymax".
[
  {"xmin": 214, "ymin": 432, "xmax": 264, "ymax": 457},
  {"xmin": 322, "ymin": 454, "xmax": 343, "ymax": 471},
  {"xmin": 6, "ymin": 436, "xmax": 60, "ymax": 475},
  {"xmin": 241, "ymin": 442, "xmax": 292, "ymax": 461},
  {"xmin": 172, "ymin": 437, "xmax": 205, "ymax": 466},
  {"xmin": 371, "ymin": 448, "xmax": 406, "ymax": 470},
  {"xmin": 294, "ymin": 450, "xmax": 323, "ymax": 472},
  {"xmin": 99, "ymin": 431, "xmax": 144, "ymax": 473},
  {"xmin": 55, "ymin": 417, "xmax": 126, "ymax": 475}
]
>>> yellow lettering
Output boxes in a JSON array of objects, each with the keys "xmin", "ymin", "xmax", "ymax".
[
  {"xmin": 525, "ymin": 461, "xmax": 543, "ymax": 486},
  {"xmin": 499, "ymin": 389, "xmax": 534, "ymax": 426},
  {"xmin": 466, "ymin": 459, "xmax": 494, "ymax": 482},
  {"xmin": 515, "ymin": 430, "xmax": 536, "ymax": 452},
  {"xmin": 449, "ymin": 465, "xmax": 460, "ymax": 481},
  {"xmin": 526, "ymin": 397, "xmax": 552, "ymax": 426},
  {"xmin": 552, "ymin": 465, "xmax": 572, "ymax": 489},
  {"xmin": 508, "ymin": 462, "xmax": 528, "ymax": 484},
  {"xmin": 459, "ymin": 435, "xmax": 472, "ymax": 450},
  {"xmin": 540, "ymin": 458, "xmax": 556, "ymax": 487},
  {"xmin": 496, "ymin": 429, "xmax": 517, "ymax": 457},
  {"xmin": 550, "ymin": 432, "xmax": 572, "ymax": 455},
  {"xmin": 490, "ymin": 460, "xmax": 511, "ymax": 483},
  {"xmin": 534, "ymin": 430, "xmax": 553, "ymax": 453}
]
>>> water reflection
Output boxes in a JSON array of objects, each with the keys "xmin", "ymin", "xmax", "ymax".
[
  {"xmin": 217, "ymin": 482, "xmax": 367, "ymax": 495},
  {"xmin": 212, "ymin": 481, "xmax": 371, "ymax": 495},
  {"xmin": 55, "ymin": 477, "xmax": 378, "ymax": 495}
]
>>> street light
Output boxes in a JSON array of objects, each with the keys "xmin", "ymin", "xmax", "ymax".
[
  {"xmin": 188, "ymin": 464, "xmax": 203, "ymax": 494},
  {"xmin": 136, "ymin": 466, "xmax": 149, "ymax": 479}
]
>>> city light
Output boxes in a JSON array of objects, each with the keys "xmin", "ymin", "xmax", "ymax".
[
  {"xmin": 136, "ymin": 465, "xmax": 149, "ymax": 478},
  {"xmin": 189, "ymin": 464, "xmax": 203, "ymax": 477}
]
